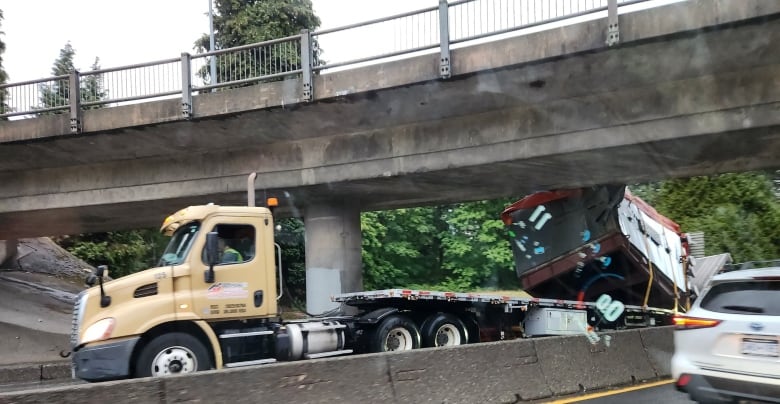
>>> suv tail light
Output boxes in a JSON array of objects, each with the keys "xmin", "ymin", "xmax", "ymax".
[
  {"xmin": 676, "ymin": 374, "xmax": 692, "ymax": 388},
  {"xmin": 673, "ymin": 315, "xmax": 722, "ymax": 330}
]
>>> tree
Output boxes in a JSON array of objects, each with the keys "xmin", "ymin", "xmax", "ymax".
[
  {"xmin": 0, "ymin": 10, "xmax": 9, "ymax": 116},
  {"xmin": 437, "ymin": 199, "xmax": 517, "ymax": 291},
  {"xmin": 632, "ymin": 171, "xmax": 780, "ymax": 263},
  {"xmin": 275, "ymin": 217, "xmax": 307, "ymax": 302},
  {"xmin": 58, "ymin": 229, "xmax": 169, "ymax": 278},
  {"xmin": 361, "ymin": 207, "xmax": 446, "ymax": 290},
  {"xmin": 81, "ymin": 57, "xmax": 108, "ymax": 109},
  {"xmin": 38, "ymin": 42, "xmax": 76, "ymax": 114},
  {"xmin": 38, "ymin": 43, "xmax": 108, "ymax": 114},
  {"xmin": 194, "ymin": 0, "xmax": 321, "ymax": 86},
  {"xmin": 361, "ymin": 199, "xmax": 520, "ymax": 292}
]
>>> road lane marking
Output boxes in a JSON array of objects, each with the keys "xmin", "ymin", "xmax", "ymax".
[{"xmin": 545, "ymin": 379, "xmax": 674, "ymax": 403}]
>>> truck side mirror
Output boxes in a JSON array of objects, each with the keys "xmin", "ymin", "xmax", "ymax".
[
  {"xmin": 204, "ymin": 232, "xmax": 219, "ymax": 283},
  {"xmin": 94, "ymin": 265, "xmax": 111, "ymax": 307},
  {"xmin": 205, "ymin": 232, "xmax": 219, "ymax": 265}
]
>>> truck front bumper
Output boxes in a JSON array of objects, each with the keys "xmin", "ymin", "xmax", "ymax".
[{"xmin": 72, "ymin": 337, "xmax": 140, "ymax": 382}]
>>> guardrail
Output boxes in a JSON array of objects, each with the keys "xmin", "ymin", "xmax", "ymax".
[{"xmin": 0, "ymin": 0, "xmax": 648, "ymax": 131}]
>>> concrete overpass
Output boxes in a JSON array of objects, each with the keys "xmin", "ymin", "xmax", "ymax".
[{"xmin": 1, "ymin": 0, "xmax": 779, "ymax": 311}]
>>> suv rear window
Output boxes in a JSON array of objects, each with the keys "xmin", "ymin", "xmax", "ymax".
[{"xmin": 700, "ymin": 280, "xmax": 780, "ymax": 315}]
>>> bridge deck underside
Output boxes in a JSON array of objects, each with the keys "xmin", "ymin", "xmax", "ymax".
[{"xmin": 1, "ymin": 2, "xmax": 779, "ymax": 238}]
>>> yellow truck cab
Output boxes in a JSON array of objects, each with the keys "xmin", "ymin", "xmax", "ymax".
[{"xmin": 71, "ymin": 204, "xmax": 306, "ymax": 380}]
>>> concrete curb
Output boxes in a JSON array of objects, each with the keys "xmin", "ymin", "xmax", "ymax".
[
  {"xmin": 0, "ymin": 362, "xmax": 70, "ymax": 384},
  {"xmin": 0, "ymin": 327, "xmax": 674, "ymax": 403}
]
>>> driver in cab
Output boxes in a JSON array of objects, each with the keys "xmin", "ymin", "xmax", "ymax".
[{"xmin": 218, "ymin": 238, "xmax": 243, "ymax": 263}]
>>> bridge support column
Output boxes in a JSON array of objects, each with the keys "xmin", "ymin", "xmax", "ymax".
[
  {"xmin": 0, "ymin": 239, "xmax": 17, "ymax": 268},
  {"xmin": 304, "ymin": 202, "xmax": 363, "ymax": 315}
]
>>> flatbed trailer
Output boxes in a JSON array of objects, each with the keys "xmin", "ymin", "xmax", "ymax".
[{"xmin": 334, "ymin": 288, "xmax": 674, "ymax": 349}]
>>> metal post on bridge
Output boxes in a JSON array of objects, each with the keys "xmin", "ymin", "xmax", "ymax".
[
  {"xmin": 438, "ymin": 0, "xmax": 451, "ymax": 79},
  {"xmin": 300, "ymin": 29, "xmax": 313, "ymax": 102},
  {"xmin": 181, "ymin": 53, "xmax": 193, "ymax": 119},
  {"xmin": 606, "ymin": 0, "xmax": 620, "ymax": 46},
  {"xmin": 69, "ymin": 70, "xmax": 81, "ymax": 133}
]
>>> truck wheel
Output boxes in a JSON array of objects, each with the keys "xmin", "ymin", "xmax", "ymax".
[
  {"xmin": 134, "ymin": 332, "xmax": 212, "ymax": 378},
  {"xmin": 421, "ymin": 313, "xmax": 468, "ymax": 347},
  {"xmin": 369, "ymin": 314, "xmax": 421, "ymax": 352}
]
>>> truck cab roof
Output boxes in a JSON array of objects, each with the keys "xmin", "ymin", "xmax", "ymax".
[{"xmin": 161, "ymin": 204, "xmax": 272, "ymax": 235}]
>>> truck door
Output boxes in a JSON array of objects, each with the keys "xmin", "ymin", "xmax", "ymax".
[{"xmin": 190, "ymin": 218, "xmax": 275, "ymax": 320}]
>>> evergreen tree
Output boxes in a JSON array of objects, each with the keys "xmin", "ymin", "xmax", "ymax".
[
  {"xmin": 81, "ymin": 57, "xmax": 108, "ymax": 109},
  {"xmin": 38, "ymin": 43, "xmax": 107, "ymax": 114},
  {"xmin": 194, "ymin": 0, "xmax": 321, "ymax": 85},
  {"xmin": 38, "ymin": 42, "xmax": 76, "ymax": 114}
]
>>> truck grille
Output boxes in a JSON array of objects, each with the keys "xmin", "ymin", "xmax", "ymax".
[{"xmin": 71, "ymin": 292, "xmax": 87, "ymax": 348}]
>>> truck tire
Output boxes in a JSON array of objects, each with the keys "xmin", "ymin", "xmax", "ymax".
[
  {"xmin": 134, "ymin": 332, "xmax": 212, "ymax": 378},
  {"xmin": 368, "ymin": 314, "xmax": 421, "ymax": 352},
  {"xmin": 421, "ymin": 313, "xmax": 468, "ymax": 347}
]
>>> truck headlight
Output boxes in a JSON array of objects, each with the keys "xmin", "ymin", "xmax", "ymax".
[{"xmin": 81, "ymin": 318, "xmax": 116, "ymax": 344}]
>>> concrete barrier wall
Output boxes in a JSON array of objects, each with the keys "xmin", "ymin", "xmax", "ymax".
[
  {"xmin": 0, "ymin": 240, "xmax": 16, "ymax": 267},
  {"xmin": 639, "ymin": 326, "xmax": 674, "ymax": 377},
  {"xmin": 0, "ymin": 362, "xmax": 70, "ymax": 385},
  {"xmin": 0, "ymin": 327, "xmax": 674, "ymax": 403}
]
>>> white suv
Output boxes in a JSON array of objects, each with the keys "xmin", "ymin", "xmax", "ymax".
[{"xmin": 672, "ymin": 267, "xmax": 780, "ymax": 403}]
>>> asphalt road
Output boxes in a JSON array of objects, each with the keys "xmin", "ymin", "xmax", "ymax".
[{"xmin": 549, "ymin": 381, "xmax": 696, "ymax": 404}]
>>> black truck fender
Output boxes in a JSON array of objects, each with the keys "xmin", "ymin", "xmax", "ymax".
[{"xmin": 355, "ymin": 307, "xmax": 399, "ymax": 325}]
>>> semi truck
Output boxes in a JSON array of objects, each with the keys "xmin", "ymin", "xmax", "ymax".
[{"xmin": 69, "ymin": 177, "xmax": 684, "ymax": 382}]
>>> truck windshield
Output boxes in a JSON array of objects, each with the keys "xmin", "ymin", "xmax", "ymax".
[{"xmin": 158, "ymin": 222, "xmax": 200, "ymax": 266}]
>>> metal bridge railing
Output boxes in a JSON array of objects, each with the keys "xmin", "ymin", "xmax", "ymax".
[
  {"xmin": 449, "ymin": 0, "xmax": 645, "ymax": 44},
  {"xmin": 189, "ymin": 34, "xmax": 304, "ymax": 93},
  {"xmin": 0, "ymin": 0, "xmax": 650, "ymax": 130},
  {"xmin": 311, "ymin": 5, "xmax": 442, "ymax": 71},
  {"xmin": 1, "ymin": 74, "xmax": 71, "ymax": 118},
  {"xmin": 80, "ymin": 57, "xmax": 183, "ymax": 108}
]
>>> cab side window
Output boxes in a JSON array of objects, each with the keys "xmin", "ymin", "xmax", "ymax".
[{"xmin": 202, "ymin": 224, "xmax": 256, "ymax": 265}]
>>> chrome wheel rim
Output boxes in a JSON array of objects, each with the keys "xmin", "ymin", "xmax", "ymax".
[{"xmin": 151, "ymin": 346, "xmax": 197, "ymax": 376}]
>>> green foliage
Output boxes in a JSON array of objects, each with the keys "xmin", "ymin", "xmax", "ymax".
[
  {"xmin": 81, "ymin": 57, "xmax": 108, "ymax": 109},
  {"xmin": 274, "ymin": 217, "xmax": 306, "ymax": 300},
  {"xmin": 38, "ymin": 43, "xmax": 107, "ymax": 114},
  {"xmin": 628, "ymin": 182, "xmax": 661, "ymax": 206},
  {"xmin": 361, "ymin": 207, "xmax": 445, "ymax": 289},
  {"xmin": 0, "ymin": 10, "xmax": 9, "ymax": 116},
  {"xmin": 361, "ymin": 199, "xmax": 519, "ymax": 292},
  {"xmin": 38, "ymin": 42, "xmax": 76, "ymax": 113},
  {"xmin": 193, "ymin": 0, "xmax": 321, "ymax": 86},
  {"xmin": 437, "ymin": 199, "xmax": 516, "ymax": 291},
  {"xmin": 634, "ymin": 171, "xmax": 780, "ymax": 263},
  {"xmin": 59, "ymin": 229, "xmax": 169, "ymax": 278}
]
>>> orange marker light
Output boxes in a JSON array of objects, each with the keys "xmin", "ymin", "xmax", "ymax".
[{"xmin": 267, "ymin": 197, "xmax": 279, "ymax": 207}]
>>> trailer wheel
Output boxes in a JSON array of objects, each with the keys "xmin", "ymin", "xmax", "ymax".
[
  {"xmin": 134, "ymin": 332, "xmax": 212, "ymax": 378},
  {"xmin": 421, "ymin": 313, "xmax": 468, "ymax": 347},
  {"xmin": 369, "ymin": 314, "xmax": 421, "ymax": 352}
]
